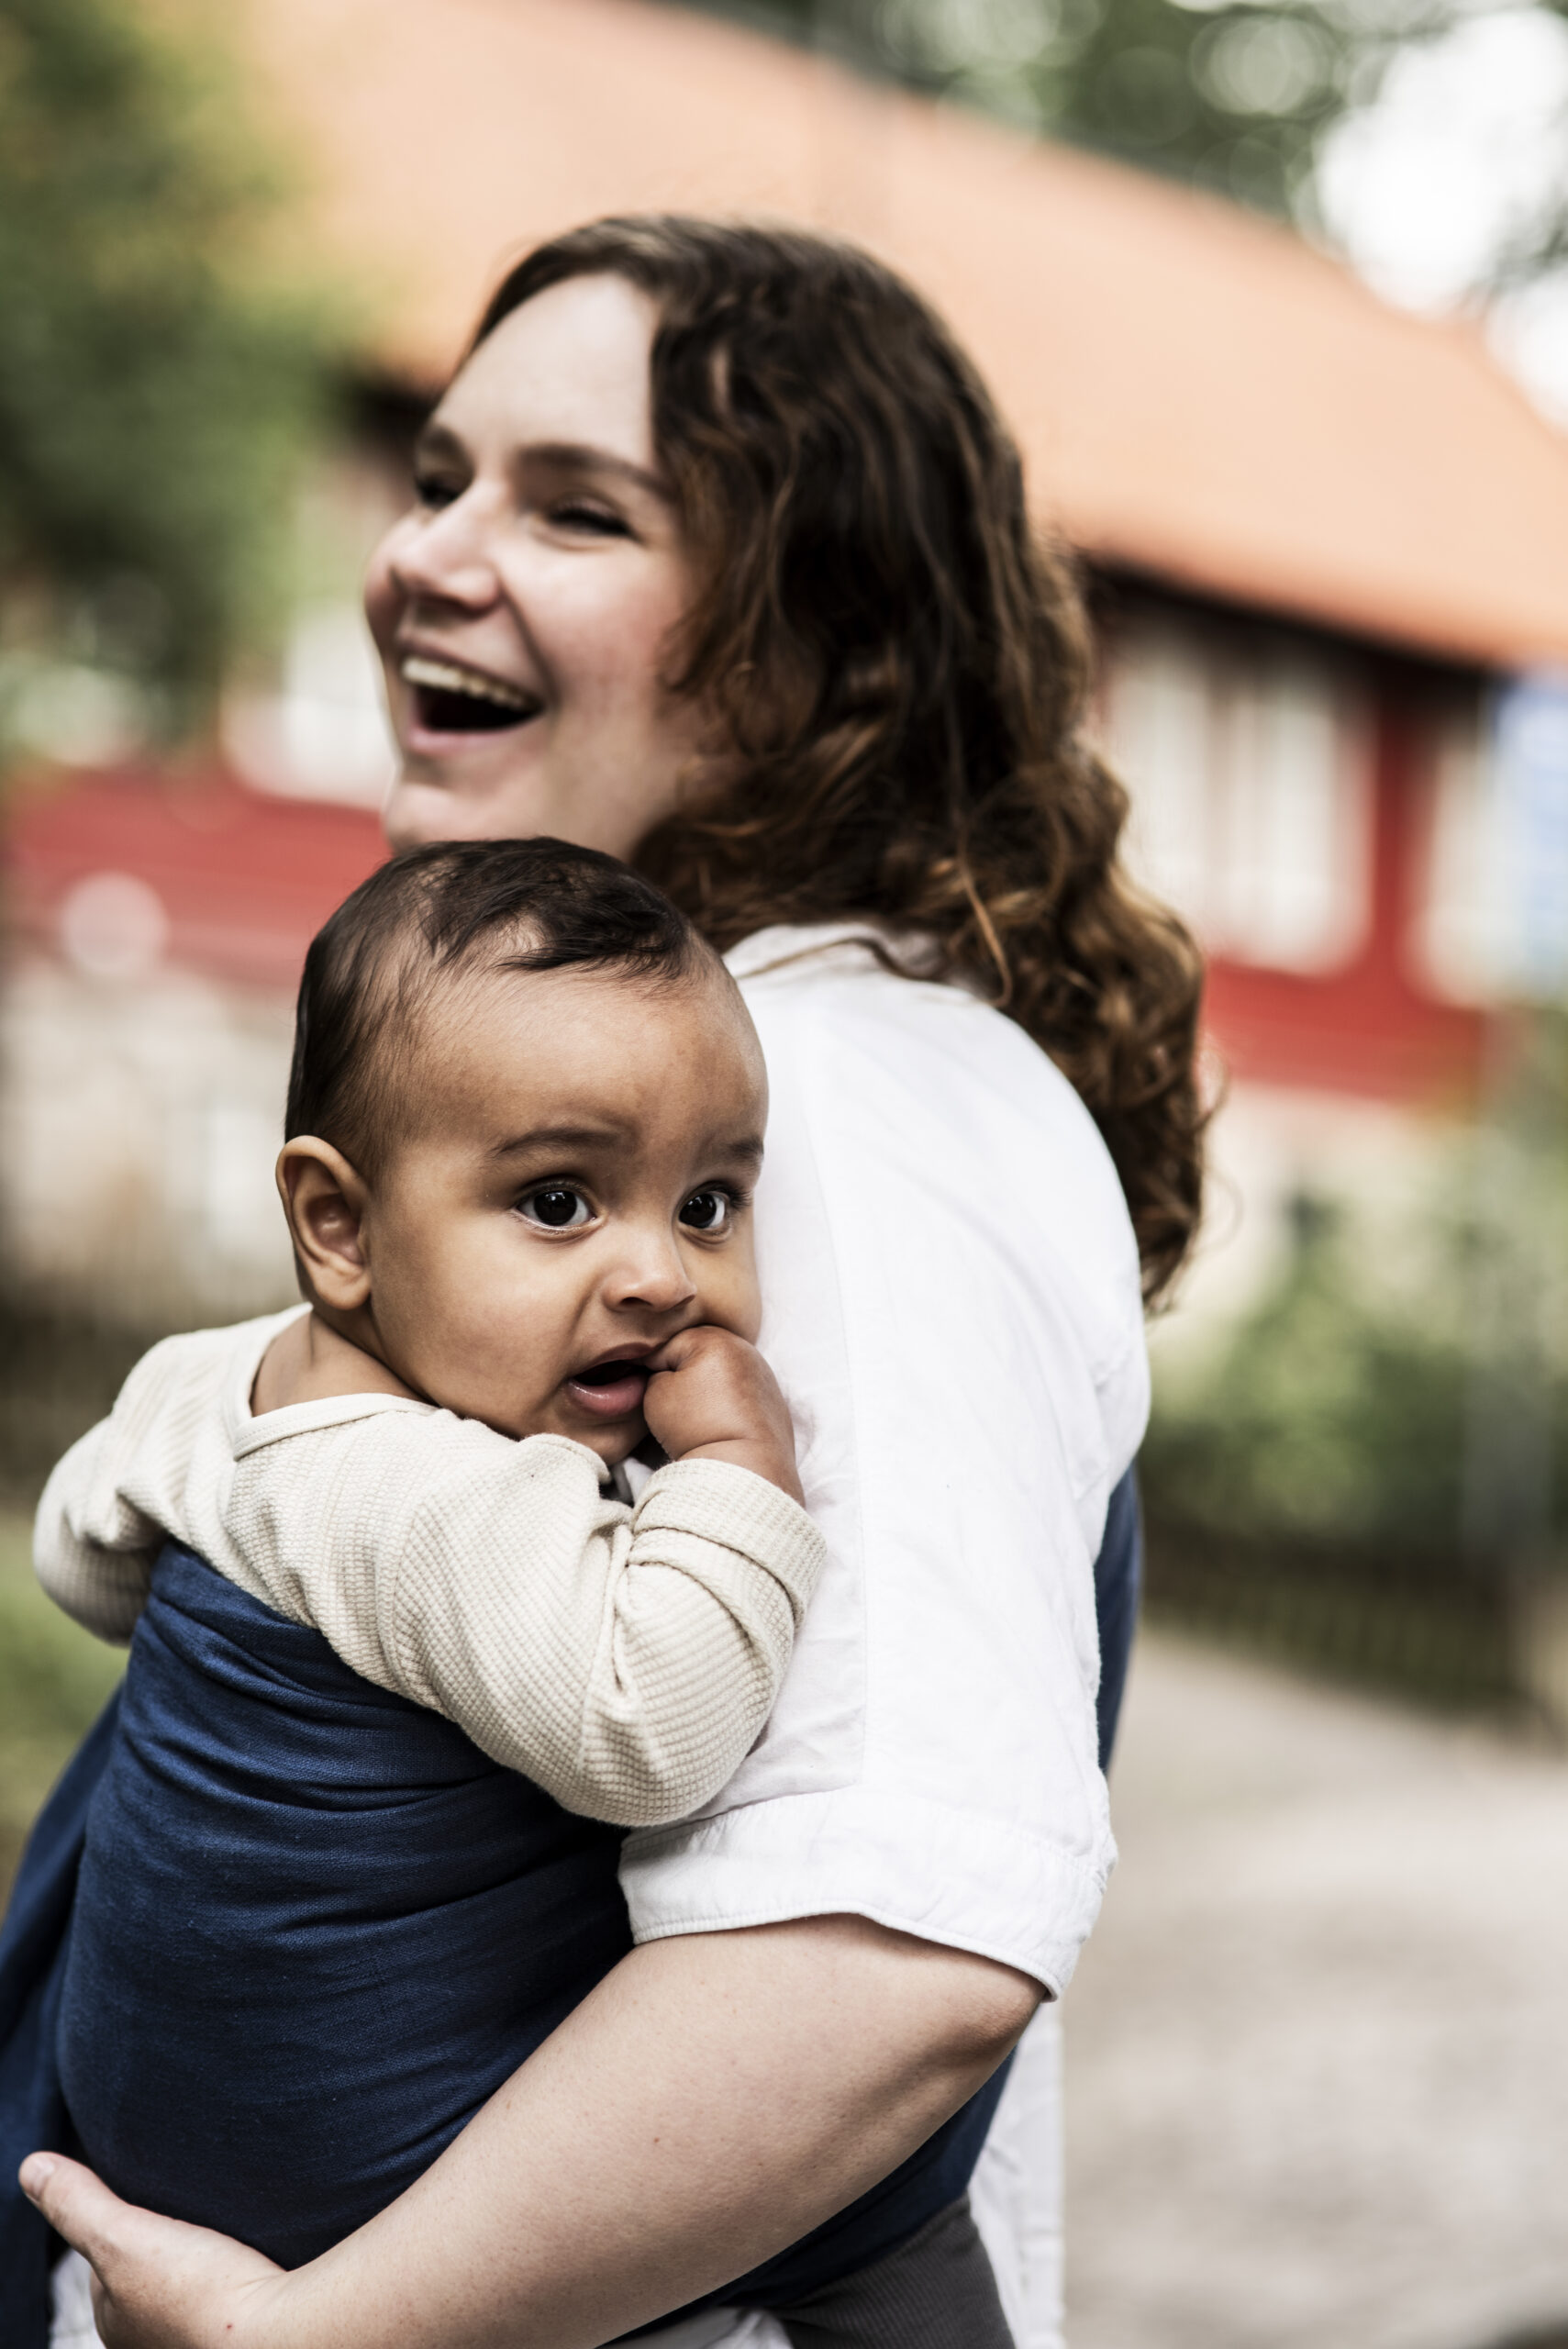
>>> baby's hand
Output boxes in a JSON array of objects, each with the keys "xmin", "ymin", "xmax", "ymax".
[{"xmin": 643, "ymin": 1328, "xmax": 804, "ymax": 1505}]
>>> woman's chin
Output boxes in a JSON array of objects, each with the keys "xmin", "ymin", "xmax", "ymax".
[{"xmin": 383, "ymin": 763, "xmax": 550, "ymax": 852}]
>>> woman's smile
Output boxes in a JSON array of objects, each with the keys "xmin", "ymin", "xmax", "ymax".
[{"xmin": 398, "ymin": 651, "xmax": 542, "ymax": 735}]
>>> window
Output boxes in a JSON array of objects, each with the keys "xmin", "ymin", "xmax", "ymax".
[
  {"xmin": 1418, "ymin": 674, "xmax": 1568, "ymax": 1006},
  {"xmin": 1100, "ymin": 612, "xmax": 1373, "ymax": 974}
]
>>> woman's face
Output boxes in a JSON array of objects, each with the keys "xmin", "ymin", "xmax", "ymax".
[{"xmin": 367, "ymin": 273, "xmax": 713, "ymax": 857}]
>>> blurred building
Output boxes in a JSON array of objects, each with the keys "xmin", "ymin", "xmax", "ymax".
[{"xmin": 7, "ymin": 0, "xmax": 1568, "ymax": 1327}]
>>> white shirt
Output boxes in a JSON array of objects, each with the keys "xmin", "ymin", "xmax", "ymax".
[
  {"xmin": 628, "ymin": 926, "xmax": 1146, "ymax": 2349},
  {"xmin": 623, "ymin": 927, "xmax": 1142, "ymax": 1991}
]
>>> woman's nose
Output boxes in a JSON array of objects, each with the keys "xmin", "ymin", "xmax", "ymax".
[{"xmin": 385, "ymin": 497, "xmax": 501, "ymax": 614}]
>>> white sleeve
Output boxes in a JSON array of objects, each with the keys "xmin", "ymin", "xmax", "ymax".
[
  {"xmin": 220, "ymin": 1421, "xmax": 825, "ymax": 1828},
  {"xmin": 31, "ymin": 1317, "xmax": 311, "ymax": 1645},
  {"xmin": 619, "ymin": 949, "xmax": 1147, "ymax": 1994},
  {"xmin": 28, "ymin": 1324, "xmax": 237, "ymax": 1643},
  {"xmin": 33, "ymin": 1417, "xmax": 158, "ymax": 1643}
]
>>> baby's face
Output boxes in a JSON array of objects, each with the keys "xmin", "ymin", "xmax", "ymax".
[{"xmin": 360, "ymin": 960, "xmax": 766, "ymax": 1465}]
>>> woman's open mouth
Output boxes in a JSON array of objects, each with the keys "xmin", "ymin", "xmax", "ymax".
[
  {"xmin": 400, "ymin": 654, "xmax": 541, "ymax": 736},
  {"xmin": 562, "ymin": 1359, "xmax": 651, "ymax": 1419}
]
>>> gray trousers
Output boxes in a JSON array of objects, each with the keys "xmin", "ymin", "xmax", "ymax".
[{"xmin": 768, "ymin": 2197, "xmax": 1016, "ymax": 2349}]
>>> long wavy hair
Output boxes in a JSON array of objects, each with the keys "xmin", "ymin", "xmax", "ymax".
[{"xmin": 474, "ymin": 217, "xmax": 1206, "ymax": 1303}]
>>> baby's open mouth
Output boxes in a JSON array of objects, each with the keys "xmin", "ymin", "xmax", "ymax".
[
  {"xmin": 563, "ymin": 1359, "xmax": 651, "ymax": 1419},
  {"xmin": 401, "ymin": 654, "xmax": 541, "ymax": 735}
]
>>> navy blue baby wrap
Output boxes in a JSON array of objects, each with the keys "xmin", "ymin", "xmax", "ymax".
[{"xmin": 0, "ymin": 1473, "xmax": 1140, "ymax": 2343}]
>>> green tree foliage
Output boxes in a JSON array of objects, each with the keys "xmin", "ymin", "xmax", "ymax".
[
  {"xmin": 693, "ymin": 0, "xmax": 1366, "ymax": 217},
  {"xmin": 0, "ymin": 0, "xmax": 333, "ymax": 728},
  {"xmin": 687, "ymin": 0, "xmax": 1568, "ymax": 255}
]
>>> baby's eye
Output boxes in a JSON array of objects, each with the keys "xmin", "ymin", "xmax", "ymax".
[
  {"xmin": 679, "ymin": 1188, "xmax": 732, "ymax": 1234},
  {"xmin": 519, "ymin": 1186, "xmax": 594, "ymax": 1230}
]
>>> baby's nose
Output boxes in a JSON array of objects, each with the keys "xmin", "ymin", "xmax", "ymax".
[{"xmin": 604, "ymin": 1229, "xmax": 697, "ymax": 1314}]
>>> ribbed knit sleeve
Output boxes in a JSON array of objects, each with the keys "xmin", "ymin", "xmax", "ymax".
[
  {"xmin": 31, "ymin": 1322, "xmax": 247, "ymax": 1643},
  {"xmin": 34, "ymin": 1419, "xmax": 157, "ymax": 1642},
  {"xmin": 379, "ymin": 1451, "xmax": 824, "ymax": 1825},
  {"xmin": 31, "ymin": 1318, "xmax": 826, "ymax": 1830}
]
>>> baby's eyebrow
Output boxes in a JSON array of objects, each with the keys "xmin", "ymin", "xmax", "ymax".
[
  {"xmin": 712, "ymin": 1133, "xmax": 765, "ymax": 1170},
  {"xmin": 487, "ymin": 1123, "xmax": 628, "ymax": 1160}
]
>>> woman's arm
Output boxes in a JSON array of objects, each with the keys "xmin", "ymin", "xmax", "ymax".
[{"xmin": 27, "ymin": 1916, "xmax": 1040, "ymax": 2349}]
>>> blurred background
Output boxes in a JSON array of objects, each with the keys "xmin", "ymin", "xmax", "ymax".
[{"xmin": 3, "ymin": 0, "xmax": 1568, "ymax": 2341}]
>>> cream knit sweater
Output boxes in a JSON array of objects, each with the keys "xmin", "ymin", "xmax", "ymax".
[{"xmin": 34, "ymin": 1308, "xmax": 825, "ymax": 1829}]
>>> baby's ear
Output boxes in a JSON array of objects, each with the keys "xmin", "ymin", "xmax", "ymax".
[{"xmin": 276, "ymin": 1138, "xmax": 372, "ymax": 1311}]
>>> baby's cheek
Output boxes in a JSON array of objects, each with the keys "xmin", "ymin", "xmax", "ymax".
[{"xmin": 703, "ymin": 1253, "xmax": 762, "ymax": 1344}]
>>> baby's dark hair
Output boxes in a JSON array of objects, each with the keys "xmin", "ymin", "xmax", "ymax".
[{"xmin": 286, "ymin": 838, "xmax": 713, "ymax": 1174}]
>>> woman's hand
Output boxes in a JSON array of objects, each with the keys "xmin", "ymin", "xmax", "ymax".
[{"xmin": 17, "ymin": 2154, "xmax": 284, "ymax": 2349}]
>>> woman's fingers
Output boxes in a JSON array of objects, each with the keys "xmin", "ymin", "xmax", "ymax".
[
  {"xmin": 18, "ymin": 2154, "xmax": 284, "ymax": 2348},
  {"xmin": 20, "ymin": 2152, "xmax": 137, "ymax": 2269}
]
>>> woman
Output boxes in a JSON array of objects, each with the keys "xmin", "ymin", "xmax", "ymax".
[{"xmin": 23, "ymin": 217, "xmax": 1203, "ymax": 2348}]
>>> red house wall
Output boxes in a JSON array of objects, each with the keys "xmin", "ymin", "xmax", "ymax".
[
  {"xmin": 4, "ymin": 769, "xmax": 385, "ymax": 995},
  {"xmin": 1201, "ymin": 666, "xmax": 1484, "ymax": 1108},
  {"xmin": 3, "ymin": 693, "xmax": 1485, "ymax": 1119}
]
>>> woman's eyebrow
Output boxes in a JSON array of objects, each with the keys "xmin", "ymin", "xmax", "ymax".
[
  {"xmin": 408, "ymin": 425, "xmax": 469, "ymax": 479},
  {"xmin": 412, "ymin": 419, "xmax": 466, "ymax": 470},
  {"xmin": 523, "ymin": 441, "xmax": 670, "ymax": 500}
]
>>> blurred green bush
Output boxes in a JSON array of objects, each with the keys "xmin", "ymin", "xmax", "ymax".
[
  {"xmin": 0, "ymin": 0, "xmax": 339, "ymax": 750},
  {"xmin": 0, "ymin": 1290, "xmax": 150, "ymax": 1513},
  {"xmin": 0, "ymin": 1296, "xmax": 145, "ymax": 1898},
  {"xmin": 1146, "ymin": 1199, "xmax": 1469, "ymax": 1556},
  {"xmin": 0, "ymin": 1512, "xmax": 122, "ymax": 1904},
  {"xmin": 1141, "ymin": 1198, "xmax": 1537, "ymax": 1711}
]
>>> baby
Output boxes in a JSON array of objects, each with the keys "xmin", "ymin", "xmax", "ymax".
[
  {"xmin": 32, "ymin": 839, "xmax": 824, "ymax": 2294},
  {"xmin": 27, "ymin": 838, "xmax": 1011, "ymax": 2349},
  {"xmin": 39, "ymin": 837, "xmax": 819, "ymax": 1831}
]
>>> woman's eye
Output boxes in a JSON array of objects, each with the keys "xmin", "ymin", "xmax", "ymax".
[
  {"xmin": 520, "ymin": 1186, "xmax": 593, "ymax": 1230},
  {"xmin": 412, "ymin": 470, "xmax": 462, "ymax": 511},
  {"xmin": 679, "ymin": 1189, "xmax": 732, "ymax": 1234},
  {"xmin": 549, "ymin": 500, "xmax": 631, "ymax": 538}
]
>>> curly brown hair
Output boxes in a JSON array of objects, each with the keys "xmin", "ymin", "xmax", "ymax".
[{"xmin": 475, "ymin": 217, "xmax": 1205, "ymax": 1303}]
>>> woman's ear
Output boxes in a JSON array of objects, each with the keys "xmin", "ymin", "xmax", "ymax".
[{"xmin": 275, "ymin": 1139, "xmax": 373, "ymax": 1311}]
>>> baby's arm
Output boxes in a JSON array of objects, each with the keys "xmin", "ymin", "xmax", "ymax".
[
  {"xmin": 31, "ymin": 1340, "xmax": 197, "ymax": 1641},
  {"xmin": 227, "ymin": 1330, "xmax": 824, "ymax": 1828},
  {"xmin": 35, "ymin": 1422, "xmax": 157, "ymax": 1641},
  {"xmin": 389, "ymin": 1443, "xmax": 821, "ymax": 1828}
]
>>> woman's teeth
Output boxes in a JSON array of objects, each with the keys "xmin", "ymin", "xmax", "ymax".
[
  {"xmin": 401, "ymin": 655, "xmax": 532, "ymax": 710},
  {"xmin": 400, "ymin": 654, "xmax": 539, "ymax": 732}
]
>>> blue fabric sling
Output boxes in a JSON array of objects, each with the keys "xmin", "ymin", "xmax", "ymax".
[{"xmin": 0, "ymin": 1470, "xmax": 1142, "ymax": 2343}]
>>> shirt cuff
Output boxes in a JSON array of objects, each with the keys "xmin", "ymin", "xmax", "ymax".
[{"xmin": 619, "ymin": 1782, "xmax": 1113, "ymax": 1998}]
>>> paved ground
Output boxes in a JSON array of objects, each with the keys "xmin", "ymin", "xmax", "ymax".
[{"xmin": 1062, "ymin": 1634, "xmax": 1568, "ymax": 2349}]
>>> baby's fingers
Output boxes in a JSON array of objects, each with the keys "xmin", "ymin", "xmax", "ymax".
[
  {"xmin": 644, "ymin": 1323, "xmax": 721, "ymax": 1375},
  {"xmin": 19, "ymin": 2154, "xmax": 283, "ymax": 2347}
]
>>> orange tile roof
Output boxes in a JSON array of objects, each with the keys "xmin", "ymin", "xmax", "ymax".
[{"xmin": 239, "ymin": 0, "xmax": 1568, "ymax": 670}]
